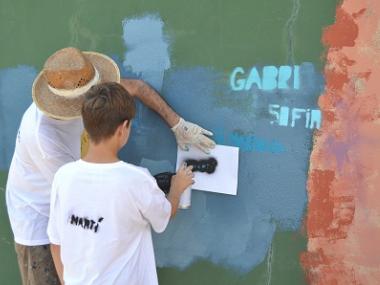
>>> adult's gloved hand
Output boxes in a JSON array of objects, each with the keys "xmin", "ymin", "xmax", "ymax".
[{"xmin": 171, "ymin": 118, "xmax": 216, "ymax": 154}]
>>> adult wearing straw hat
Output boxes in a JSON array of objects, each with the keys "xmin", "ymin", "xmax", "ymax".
[{"xmin": 6, "ymin": 47, "xmax": 215, "ymax": 285}]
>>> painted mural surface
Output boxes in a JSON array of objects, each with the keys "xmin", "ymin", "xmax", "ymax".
[
  {"xmin": 0, "ymin": 0, "xmax": 379, "ymax": 284},
  {"xmin": 119, "ymin": 14, "xmax": 323, "ymax": 271}
]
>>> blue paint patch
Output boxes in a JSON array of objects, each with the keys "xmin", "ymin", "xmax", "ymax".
[
  {"xmin": 119, "ymin": 15, "xmax": 321, "ymax": 272},
  {"xmin": 120, "ymin": 64, "xmax": 311, "ymax": 271},
  {"xmin": 122, "ymin": 14, "xmax": 170, "ymax": 91},
  {"xmin": 0, "ymin": 65, "xmax": 36, "ymax": 170},
  {"xmin": 154, "ymin": 194, "xmax": 276, "ymax": 271}
]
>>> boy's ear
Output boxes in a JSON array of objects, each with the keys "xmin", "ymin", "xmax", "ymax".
[
  {"xmin": 119, "ymin": 120, "xmax": 131, "ymax": 136},
  {"xmin": 117, "ymin": 120, "xmax": 128, "ymax": 137},
  {"xmin": 123, "ymin": 119, "xmax": 130, "ymax": 129}
]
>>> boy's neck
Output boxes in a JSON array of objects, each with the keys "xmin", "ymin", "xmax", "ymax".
[{"xmin": 82, "ymin": 141, "xmax": 120, "ymax": 164}]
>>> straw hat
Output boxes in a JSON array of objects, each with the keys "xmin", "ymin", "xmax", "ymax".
[{"xmin": 32, "ymin": 47, "xmax": 120, "ymax": 120}]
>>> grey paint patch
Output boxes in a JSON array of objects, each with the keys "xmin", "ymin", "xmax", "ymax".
[{"xmin": 140, "ymin": 158, "xmax": 174, "ymax": 175}]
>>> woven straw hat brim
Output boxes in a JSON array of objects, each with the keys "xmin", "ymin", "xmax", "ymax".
[{"xmin": 32, "ymin": 51, "xmax": 120, "ymax": 120}]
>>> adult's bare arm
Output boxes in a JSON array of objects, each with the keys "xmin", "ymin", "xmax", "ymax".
[
  {"xmin": 120, "ymin": 79, "xmax": 216, "ymax": 153},
  {"xmin": 120, "ymin": 79, "xmax": 179, "ymax": 127}
]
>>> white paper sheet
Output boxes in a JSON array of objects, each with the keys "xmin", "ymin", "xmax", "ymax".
[{"xmin": 176, "ymin": 144, "xmax": 239, "ymax": 195}]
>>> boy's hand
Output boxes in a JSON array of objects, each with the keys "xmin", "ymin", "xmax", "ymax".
[
  {"xmin": 171, "ymin": 118, "xmax": 216, "ymax": 154},
  {"xmin": 167, "ymin": 164, "xmax": 194, "ymax": 217},
  {"xmin": 170, "ymin": 164, "xmax": 194, "ymax": 197}
]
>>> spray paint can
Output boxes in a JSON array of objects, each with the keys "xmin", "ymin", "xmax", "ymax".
[{"xmin": 179, "ymin": 186, "xmax": 191, "ymax": 209}]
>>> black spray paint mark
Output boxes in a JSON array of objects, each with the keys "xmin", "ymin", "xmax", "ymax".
[
  {"xmin": 154, "ymin": 158, "xmax": 218, "ymax": 194},
  {"xmin": 185, "ymin": 157, "xmax": 218, "ymax": 174}
]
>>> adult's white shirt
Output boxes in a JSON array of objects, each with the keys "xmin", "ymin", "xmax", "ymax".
[
  {"xmin": 6, "ymin": 103, "xmax": 83, "ymax": 245},
  {"xmin": 47, "ymin": 160, "xmax": 171, "ymax": 285}
]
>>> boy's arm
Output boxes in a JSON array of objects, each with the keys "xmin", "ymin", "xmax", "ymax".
[
  {"xmin": 120, "ymin": 79, "xmax": 216, "ymax": 153},
  {"xmin": 167, "ymin": 191, "xmax": 181, "ymax": 217},
  {"xmin": 47, "ymin": 176, "xmax": 64, "ymax": 284},
  {"xmin": 50, "ymin": 244, "xmax": 64, "ymax": 285}
]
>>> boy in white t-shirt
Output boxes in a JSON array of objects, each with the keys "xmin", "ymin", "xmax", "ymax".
[{"xmin": 47, "ymin": 82, "xmax": 194, "ymax": 285}]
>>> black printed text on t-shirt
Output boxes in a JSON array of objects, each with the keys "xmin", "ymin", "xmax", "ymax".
[{"xmin": 69, "ymin": 214, "xmax": 104, "ymax": 233}]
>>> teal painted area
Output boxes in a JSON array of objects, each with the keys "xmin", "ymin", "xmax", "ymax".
[
  {"xmin": 0, "ymin": 66, "xmax": 35, "ymax": 169},
  {"xmin": 0, "ymin": 0, "xmax": 338, "ymax": 284}
]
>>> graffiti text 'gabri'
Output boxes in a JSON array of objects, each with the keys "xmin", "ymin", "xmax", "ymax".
[{"xmin": 230, "ymin": 65, "xmax": 300, "ymax": 91}]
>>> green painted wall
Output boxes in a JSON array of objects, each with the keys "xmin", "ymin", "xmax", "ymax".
[
  {"xmin": 0, "ymin": 0, "xmax": 338, "ymax": 284},
  {"xmin": 0, "ymin": 0, "xmax": 336, "ymax": 69}
]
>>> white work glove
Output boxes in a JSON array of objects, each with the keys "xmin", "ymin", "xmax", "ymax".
[{"xmin": 171, "ymin": 118, "xmax": 216, "ymax": 154}]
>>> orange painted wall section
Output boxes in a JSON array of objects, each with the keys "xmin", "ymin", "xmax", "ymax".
[{"xmin": 302, "ymin": 0, "xmax": 380, "ymax": 284}]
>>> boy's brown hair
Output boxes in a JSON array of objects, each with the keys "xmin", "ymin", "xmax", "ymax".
[{"xmin": 82, "ymin": 82, "xmax": 136, "ymax": 144}]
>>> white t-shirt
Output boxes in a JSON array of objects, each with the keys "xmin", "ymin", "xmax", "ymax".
[
  {"xmin": 47, "ymin": 160, "xmax": 171, "ymax": 285},
  {"xmin": 6, "ymin": 103, "xmax": 83, "ymax": 245}
]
